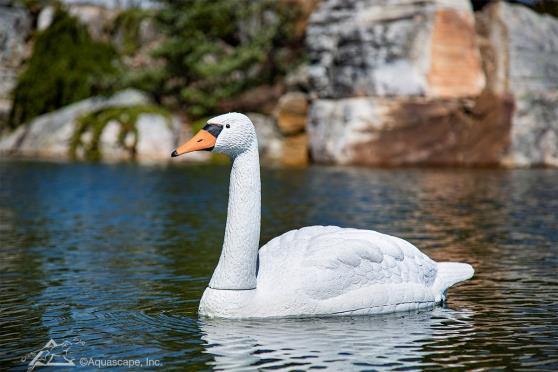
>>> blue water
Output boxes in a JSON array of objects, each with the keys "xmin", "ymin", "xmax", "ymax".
[{"xmin": 1, "ymin": 160, "xmax": 557, "ymax": 370}]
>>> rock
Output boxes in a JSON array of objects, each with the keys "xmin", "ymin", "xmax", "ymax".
[
  {"xmin": 274, "ymin": 92, "xmax": 309, "ymax": 136},
  {"xmin": 0, "ymin": 89, "xmax": 168, "ymax": 161},
  {"xmin": 285, "ymin": 64, "xmax": 310, "ymax": 92},
  {"xmin": 308, "ymin": 94, "xmax": 513, "ymax": 166},
  {"xmin": 307, "ymin": 0, "xmax": 557, "ymax": 167},
  {"xmin": 306, "ymin": 0, "xmax": 484, "ymax": 99},
  {"xmin": 57, "ymin": 1, "xmax": 158, "ymax": 41},
  {"xmin": 502, "ymin": 91, "xmax": 558, "ymax": 167},
  {"xmin": 248, "ymin": 113, "xmax": 308, "ymax": 166},
  {"xmin": 135, "ymin": 113, "xmax": 181, "ymax": 163},
  {"xmin": 219, "ymin": 84, "xmax": 285, "ymax": 115},
  {"xmin": 477, "ymin": 2, "xmax": 558, "ymax": 95},
  {"xmin": 248, "ymin": 113, "xmax": 283, "ymax": 162},
  {"xmin": 67, "ymin": 4, "xmax": 119, "ymax": 41},
  {"xmin": 281, "ymin": 133, "xmax": 309, "ymax": 167},
  {"xmin": 37, "ymin": 6, "xmax": 55, "ymax": 31},
  {"xmin": 99, "ymin": 120, "xmax": 131, "ymax": 160},
  {"xmin": 477, "ymin": 2, "xmax": 558, "ymax": 167},
  {"xmin": 0, "ymin": 2, "xmax": 31, "ymax": 125},
  {"xmin": 59, "ymin": 0, "xmax": 158, "ymax": 10}
]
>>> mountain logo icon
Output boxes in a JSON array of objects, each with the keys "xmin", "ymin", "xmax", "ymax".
[{"xmin": 22, "ymin": 338, "xmax": 84, "ymax": 371}]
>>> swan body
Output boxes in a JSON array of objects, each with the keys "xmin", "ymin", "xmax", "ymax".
[{"xmin": 172, "ymin": 113, "xmax": 474, "ymax": 319}]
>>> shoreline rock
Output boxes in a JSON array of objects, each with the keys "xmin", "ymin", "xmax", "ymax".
[
  {"xmin": 307, "ymin": 0, "xmax": 558, "ymax": 168},
  {"xmin": 0, "ymin": 90, "xmax": 189, "ymax": 164}
]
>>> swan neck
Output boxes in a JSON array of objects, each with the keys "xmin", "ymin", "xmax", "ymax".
[{"xmin": 209, "ymin": 144, "xmax": 260, "ymax": 290}]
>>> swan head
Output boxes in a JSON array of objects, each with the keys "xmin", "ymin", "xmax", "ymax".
[{"xmin": 171, "ymin": 112, "xmax": 256, "ymax": 158}]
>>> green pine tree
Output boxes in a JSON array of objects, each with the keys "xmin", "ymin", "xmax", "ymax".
[
  {"xmin": 9, "ymin": 8, "xmax": 120, "ymax": 128},
  {"xmin": 152, "ymin": 0, "xmax": 303, "ymax": 118}
]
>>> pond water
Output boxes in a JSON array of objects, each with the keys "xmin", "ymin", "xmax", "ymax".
[{"xmin": 1, "ymin": 160, "xmax": 557, "ymax": 370}]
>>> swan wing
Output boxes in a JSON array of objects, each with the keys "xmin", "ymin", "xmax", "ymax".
[{"xmin": 257, "ymin": 226, "xmax": 437, "ymax": 301}]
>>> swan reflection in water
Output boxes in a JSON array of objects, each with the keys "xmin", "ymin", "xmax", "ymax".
[{"xmin": 199, "ymin": 307, "xmax": 475, "ymax": 370}]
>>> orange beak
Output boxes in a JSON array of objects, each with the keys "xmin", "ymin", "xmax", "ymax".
[{"xmin": 171, "ymin": 129, "xmax": 217, "ymax": 157}]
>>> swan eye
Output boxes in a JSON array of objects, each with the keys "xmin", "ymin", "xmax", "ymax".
[{"xmin": 226, "ymin": 124, "xmax": 230, "ymax": 128}]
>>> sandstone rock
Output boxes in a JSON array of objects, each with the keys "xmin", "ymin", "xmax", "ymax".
[
  {"xmin": 306, "ymin": 0, "xmax": 484, "ymax": 99},
  {"xmin": 281, "ymin": 133, "xmax": 309, "ymax": 167},
  {"xmin": 308, "ymin": 94, "xmax": 512, "ymax": 166},
  {"xmin": 0, "ymin": 3, "xmax": 31, "ymax": 124},
  {"xmin": 274, "ymin": 92, "xmax": 309, "ymax": 136}
]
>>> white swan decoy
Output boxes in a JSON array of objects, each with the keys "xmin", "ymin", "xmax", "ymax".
[{"xmin": 172, "ymin": 112, "xmax": 474, "ymax": 318}]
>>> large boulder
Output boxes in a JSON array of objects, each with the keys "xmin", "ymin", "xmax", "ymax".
[
  {"xmin": 0, "ymin": 90, "xmax": 184, "ymax": 163},
  {"xmin": 306, "ymin": 0, "xmax": 484, "ymax": 99},
  {"xmin": 307, "ymin": 0, "xmax": 558, "ymax": 167},
  {"xmin": 477, "ymin": 2, "xmax": 558, "ymax": 167},
  {"xmin": 308, "ymin": 93, "xmax": 512, "ymax": 166}
]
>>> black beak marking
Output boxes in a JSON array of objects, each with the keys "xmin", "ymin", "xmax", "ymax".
[{"xmin": 171, "ymin": 150, "xmax": 178, "ymax": 157}]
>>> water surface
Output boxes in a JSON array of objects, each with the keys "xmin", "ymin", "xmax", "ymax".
[{"xmin": 1, "ymin": 160, "xmax": 557, "ymax": 370}]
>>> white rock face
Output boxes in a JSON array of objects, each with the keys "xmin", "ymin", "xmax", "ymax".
[
  {"xmin": 484, "ymin": 3, "xmax": 558, "ymax": 167},
  {"xmin": 135, "ymin": 113, "xmax": 181, "ymax": 163},
  {"xmin": 0, "ymin": 89, "xmax": 184, "ymax": 162}
]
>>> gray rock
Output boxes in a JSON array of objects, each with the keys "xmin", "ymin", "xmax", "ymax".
[
  {"xmin": 67, "ymin": 4, "xmax": 120, "ymax": 40},
  {"xmin": 248, "ymin": 113, "xmax": 283, "ymax": 162},
  {"xmin": 285, "ymin": 64, "xmax": 310, "ymax": 92},
  {"xmin": 504, "ymin": 92, "xmax": 558, "ymax": 167},
  {"xmin": 0, "ymin": 3, "xmax": 31, "ymax": 122},
  {"xmin": 135, "ymin": 113, "xmax": 181, "ymax": 163},
  {"xmin": 479, "ymin": 2, "xmax": 558, "ymax": 167},
  {"xmin": 37, "ymin": 6, "xmax": 55, "ymax": 31},
  {"xmin": 306, "ymin": 0, "xmax": 484, "ymax": 99},
  {"xmin": 0, "ymin": 89, "xmax": 161, "ymax": 160},
  {"xmin": 60, "ymin": 0, "xmax": 158, "ymax": 9},
  {"xmin": 99, "ymin": 120, "xmax": 131, "ymax": 160}
]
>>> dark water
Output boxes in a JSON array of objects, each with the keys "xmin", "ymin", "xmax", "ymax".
[{"xmin": 1, "ymin": 160, "xmax": 557, "ymax": 370}]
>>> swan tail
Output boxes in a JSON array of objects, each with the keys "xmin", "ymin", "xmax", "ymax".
[{"xmin": 433, "ymin": 262, "xmax": 474, "ymax": 299}]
